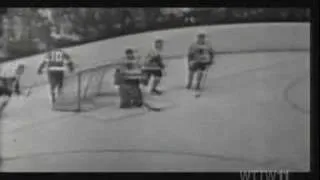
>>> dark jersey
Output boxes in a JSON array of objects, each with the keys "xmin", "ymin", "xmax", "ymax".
[
  {"xmin": 114, "ymin": 57, "xmax": 144, "ymax": 85},
  {"xmin": 142, "ymin": 48, "xmax": 165, "ymax": 71},
  {"xmin": 0, "ymin": 76, "xmax": 20, "ymax": 96},
  {"xmin": 188, "ymin": 40, "xmax": 214, "ymax": 64}
]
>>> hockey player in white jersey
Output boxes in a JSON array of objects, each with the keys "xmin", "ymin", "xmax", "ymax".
[
  {"xmin": 37, "ymin": 45, "xmax": 74, "ymax": 108},
  {"xmin": 186, "ymin": 31, "xmax": 215, "ymax": 91},
  {"xmin": 142, "ymin": 38, "xmax": 166, "ymax": 95}
]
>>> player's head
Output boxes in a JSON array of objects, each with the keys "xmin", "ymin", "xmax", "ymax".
[
  {"xmin": 196, "ymin": 30, "xmax": 207, "ymax": 44},
  {"xmin": 125, "ymin": 48, "xmax": 135, "ymax": 60},
  {"xmin": 15, "ymin": 63, "xmax": 25, "ymax": 77},
  {"xmin": 46, "ymin": 43, "xmax": 55, "ymax": 51},
  {"xmin": 154, "ymin": 37, "xmax": 164, "ymax": 51}
]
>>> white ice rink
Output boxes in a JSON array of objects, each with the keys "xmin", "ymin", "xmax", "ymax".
[{"xmin": 0, "ymin": 23, "xmax": 310, "ymax": 172}]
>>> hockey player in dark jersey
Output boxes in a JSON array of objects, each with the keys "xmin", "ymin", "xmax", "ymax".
[
  {"xmin": 142, "ymin": 38, "xmax": 166, "ymax": 95},
  {"xmin": 186, "ymin": 31, "xmax": 215, "ymax": 91},
  {"xmin": 114, "ymin": 48, "xmax": 145, "ymax": 109},
  {"xmin": 0, "ymin": 64, "xmax": 26, "ymax": 114},
  {"xmin": 37, "ymin": 45, "xmax": 74, "ymax": 108}
]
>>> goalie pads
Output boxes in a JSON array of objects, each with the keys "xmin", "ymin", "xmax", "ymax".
[{"xmin": 118, "ymin": 83, "xmax": 143, "ymax": 108}]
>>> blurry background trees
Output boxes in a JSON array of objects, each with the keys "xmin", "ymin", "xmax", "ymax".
[{"xmin": 0, "ymin": 8, "xmax": 310, "ymax": 62}]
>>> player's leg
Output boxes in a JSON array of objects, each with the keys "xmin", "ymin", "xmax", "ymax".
[
  {"xmin": 195, "ymin": 63, "xmax": 210, "ymax": 90},
  {"xmin": 50, "ymin": 84, "xmax": 57, "ymax": 106},
  {"xmin": 131, "ymin": 82, "xmax": 143, "ymax": 107},
  {"xmin": 47, "ymin": 72, "xmax": 57, "ymax": 106},
  {"xmin": 186, "ymin": 61, "xmax": 198, "ymax": 89},
  {"xmin": 195, "ymin": 63, "xmax": 207, "ymax": 90},
  {"xmin": 149, "ymin": 70, "xmax": 163, "ymax": 95},
  {"xmin": 12, "ymin": 78, "xmax": 21, "ymax": 95},
  {"xmin": 56, "ymin": 72, "xmax": 64, "ymax": 97},
  {"xmin": 142, "ymin": 70, "xmax": 151, "ymax": 87},
  {"xmin": 0, "ymin": 87, "xmax": 13, "ymax": 114},
  {"xmin": 186, "ymin": 69, "xmax": 196, "ymax": 89},
  {"xmin": 0, "ymin": 95, "xmax": 10, "ymax": 111},
  {"xmin": 119, "ymin": 84, "xmax": 131, "ymax": 108}
]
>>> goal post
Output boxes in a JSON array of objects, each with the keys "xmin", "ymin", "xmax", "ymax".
[{"xmin": 54, "ymin": 62, "xmax": 120, "ymax": 112}]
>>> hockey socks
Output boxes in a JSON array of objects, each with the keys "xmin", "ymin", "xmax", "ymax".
[
  {"xmin": 195, "ymin": 71, "xmax": 204, "ymax": 90},
  {"xmin": 150, "ymin": 77, "xmax": 163, "ymax": 95},
  {"xmin": 186, "ymin": 71, "xmax": 195, "ymax": 89}
]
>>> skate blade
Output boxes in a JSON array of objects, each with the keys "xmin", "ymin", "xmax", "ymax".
[{"xmin": 194, "ymin": 91, "xmax": 201, "ymax": 98}]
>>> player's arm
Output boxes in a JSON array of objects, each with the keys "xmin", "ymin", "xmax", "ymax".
[
  {"xmin": 144, "ymin": 50, "xmax": 154, "ymax": 65},
  {"xmin": 157, "ymin": 56, "xmax": 165, "ymax": 70},
  {"xmin": 210, "ymin": 49, "xmax": 215, "ymax": 65},
  {"xmin": 37, "ymin": 58, "xmax": 48, "ymax": 75},
  {"xmin": 13, "ymin": 78, "xmax": 21, "ymax": 95},
  {"xmin": 207, "ymin": 42, "xmax": 215, "ymax": 65},
  {"xmin": 113, "ymin": 64, "xmax": 125, "ymax": 86},
  {"xmin": 63, "ymin": 51, "xmax": 75, "ymax": 72},
  {"xmin": 188, "ymin": 43, "xmax": 197, "ymax": 62},
  {"xmin": 187, "ymin": 43, "xmax": 197, "ymax": 67},
  {"xmin": 146, "ymin": 50, "xmax": 165, "ymax": 69}
]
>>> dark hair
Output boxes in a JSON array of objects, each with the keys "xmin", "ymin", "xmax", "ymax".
[
  {"xmin": 155, "ymin": 39, "xmax": 163, "ymax": 43},
  {"xmin": 125, "ymin": 48, "xmax": 134, "ymax": 54}
]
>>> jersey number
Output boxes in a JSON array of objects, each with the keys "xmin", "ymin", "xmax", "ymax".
[{"xmin": 51, "ymin": 51, "xmax": 63, "ymax": 62}]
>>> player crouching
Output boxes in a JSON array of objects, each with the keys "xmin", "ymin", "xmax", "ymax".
[
  {"xmin": 0, "ymin": 64, "xmax": 26, "ymax": 114},
  {"xmin": 37, "ymin": 45, "xmax": 74, "ymax": 109},
  {"xmin": 186, "ymin": 31, "xmax": 215, "ymax": 91},
  {"xmin": 142, "ymin": 38, "xmax": 166, "ymax": 95},
  {"xmin": 114, "ymin": 48, "xmax": 145, "ymax": 109}
]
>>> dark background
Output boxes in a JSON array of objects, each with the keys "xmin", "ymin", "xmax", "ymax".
[{"xmin": 0, "ymin": 8, "xmax": 310, "ymax": 62}]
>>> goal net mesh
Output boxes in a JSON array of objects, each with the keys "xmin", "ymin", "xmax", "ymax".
[{"xmin": 54, "ymin": 63, "xmax": 119, "ymax": 112}]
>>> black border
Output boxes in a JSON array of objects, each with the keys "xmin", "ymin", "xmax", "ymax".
[
  {"xmin": 0, "ymin": 0, "xmax": 318, "ymax": 180},
  {"xmin": 0, "ymin": 0, "xmax": 314, "ymax": 7}
]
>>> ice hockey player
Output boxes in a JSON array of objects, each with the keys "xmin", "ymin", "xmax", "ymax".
[
  {"xmin": 0, "ymin": 64, "xmax": 26, "ymax": 114},
  {"xmin": 37, "ymin": 45, "xmax": 75, "ymax": 108},
  {"xmin": 114, "ymin": 48, "xmax": 145, "ymax": 109},
  {"xmin": 186, "ymin": 31, "xmax": 215, "ymax": 91},
  {"xmin": 142, "ymin": 38, "xmax": 166, "ymax": 95}
]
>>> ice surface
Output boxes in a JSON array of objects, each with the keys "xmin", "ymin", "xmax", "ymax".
[
  {"xmin": 0, "ymin": 23, "xmax": 310, "ymax": 171},
  {"xmin": 0, "ymin": 51, "xmax": 309, "ymax": 172}
]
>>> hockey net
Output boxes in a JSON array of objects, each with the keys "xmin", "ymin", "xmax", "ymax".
[{"xmin": 54, "ymin": 63, "xmax": 119, "ymax": 112}]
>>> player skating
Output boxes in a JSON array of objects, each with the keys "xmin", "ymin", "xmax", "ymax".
[
  {"xmin": 37, "ymin": 45, "xmax": 75, "ymax": 109},
  {"xmin": 0, "ymin": 64, "xmax": 27, "ymax": 115},
  {"xmin": 142, "ymin": 38, "xmax": 166, "ymax": 95},
  {"xmin": 186, "ymin": 31, "xmax": 215, "ymax": 96}
]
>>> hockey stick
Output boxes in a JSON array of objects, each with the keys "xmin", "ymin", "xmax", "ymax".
[
  {"xmin": 23, "ymin": 83, "xmax": 37, "ymax": 97},
  {"xmin": 142, "ymin": 102, "xmax": 162, "ymax": 112},
  {"xmin": 8, "ymin": 77, "xmax": 34, "ymax": 98},
  {"xmin": 140, "ymin": 84, "xmax": 163, "ymax": 112}
]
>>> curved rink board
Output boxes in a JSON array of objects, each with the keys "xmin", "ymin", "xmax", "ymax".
[{"xmin": 1, "ymin": 50, "xmax": 310, "ymax": 172}]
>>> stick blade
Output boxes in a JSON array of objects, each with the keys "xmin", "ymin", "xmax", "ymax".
[{"xmin": 143, "ymin": 102, "xmax": 163, "ymax": 112}]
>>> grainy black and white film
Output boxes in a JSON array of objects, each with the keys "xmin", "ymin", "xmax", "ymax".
[{"xmin": 0, "ymin": 8, "xmax": 310, "ymax": 172}]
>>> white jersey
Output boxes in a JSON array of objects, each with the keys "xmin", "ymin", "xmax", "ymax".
[{"xmin": 38, "ymin": 49, "xmax": 74, "ymax": 73}]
